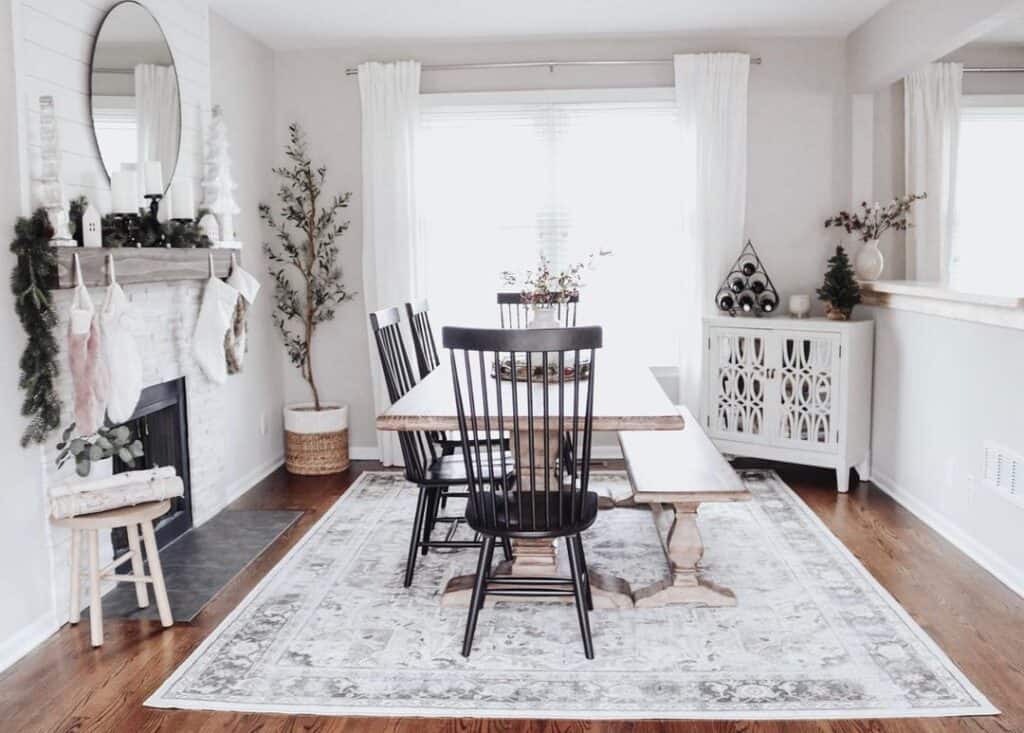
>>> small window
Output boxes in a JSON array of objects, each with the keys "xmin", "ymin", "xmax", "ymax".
[{"xmin": 952, "ymin": 98, "xmax": 1024, "ymax": 296}]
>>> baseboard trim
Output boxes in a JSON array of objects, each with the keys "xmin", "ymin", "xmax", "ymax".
[
  {"xmin": 0, "ymin": 610, "xmax": 58, "ymax": 675},
  {"xmin": 871, "ymin": 470, "xmax": 1024, "ymax": 599},
  {"xmin": 349, "ymin": 446, "xmax": 380, "ymax": 460},
  {"xmin": 222, "ymin": 453, "xmax": 285, "ymax": 507},
  {"xmin": 194, "ymin": 454, "xmax": 285, "ymax": 528}
]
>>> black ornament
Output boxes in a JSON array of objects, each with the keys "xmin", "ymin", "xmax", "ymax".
[{"xmin": 715, "ymin": 240, "xmax": 779, "ymax": 317}]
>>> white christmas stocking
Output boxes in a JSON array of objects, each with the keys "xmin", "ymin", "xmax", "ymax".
[
  {"xmin": 100, "ymin": 263, "xmax": 143, "ymax": 423},
  {"xmin": 193, "ymin": 259, "xmax": 238, "ymax": 385},
  {"xmin": 224, "ymin": 259, "xmax": 260, "ymax": 375}
]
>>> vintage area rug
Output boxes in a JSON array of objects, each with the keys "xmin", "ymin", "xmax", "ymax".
[{"xmin": 147, "ymin": 471, "xmax": 996, "ymax": 720}]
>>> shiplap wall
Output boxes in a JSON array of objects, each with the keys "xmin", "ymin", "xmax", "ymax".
[
  {"xmin": 15, "ymin": 0, "xmax": 209, "ymax": 215},
  {"xmin": 11, "ymin": 0, "xmax": 217, "ymax": 626}
]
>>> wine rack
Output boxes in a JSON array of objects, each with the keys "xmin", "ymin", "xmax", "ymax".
[{"xmin": 715, "ymin": 240, "xmax": 779, "ymax": 317}]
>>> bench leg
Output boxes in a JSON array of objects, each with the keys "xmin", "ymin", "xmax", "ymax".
[{"xmin": 633, "ymin": 502, "xmax": 737, "ymax": 608}]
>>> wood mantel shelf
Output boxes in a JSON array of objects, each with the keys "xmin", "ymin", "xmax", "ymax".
[{"xmin": 51, "ymin": 247, "xmax": 234, "ymax": 289}]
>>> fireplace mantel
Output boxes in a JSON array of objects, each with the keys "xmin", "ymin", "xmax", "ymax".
[{"xmin": 51, "ymin": 248, "xmax": 237, "ymax": 289}]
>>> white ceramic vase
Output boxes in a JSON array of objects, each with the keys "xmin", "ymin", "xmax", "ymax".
[
  {"xmin": 528, "ymin": 304, "xmax": 560, "ymax": 329},
  {"xmin": 854, "ymin": 240, "xmax": 884, "ymax": 281}
]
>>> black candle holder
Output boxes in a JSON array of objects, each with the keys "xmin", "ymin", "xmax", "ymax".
[
  {"xmin": 115, "ymin": 213, "xmax": 142, "ymax": 247},
  {"xmin": 143, "ymin": 194, "xmax": 168, "ymax": 246}
]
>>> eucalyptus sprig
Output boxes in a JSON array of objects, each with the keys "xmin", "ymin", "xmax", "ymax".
[
  {"xmin": 501, "ymin": 250, "xmax": 611, "ymax": 305},
  {"xmin": 260, "ymin": 123, "xmax": 353, "ymax": 411},
  {"xmin": 824, "ymin": 193, "xmax": 926, "ymax": 243},
  {"xmin": 55, "ymin": 422, "xmax": 144, "ymax": 478}
]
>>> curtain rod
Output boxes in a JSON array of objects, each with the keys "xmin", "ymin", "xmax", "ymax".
[
  {"xmin": 964, "ymin": 66, "xmax": 1024, "ymax": 73},
  {"xmin": 344, "ymin": 56, "xmax": 762, "ymax": 77}
]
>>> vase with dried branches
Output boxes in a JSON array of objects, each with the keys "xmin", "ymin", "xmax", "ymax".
[{"xmin": 261, "ymin": 123, "xmax": 353, "ymax": 475}]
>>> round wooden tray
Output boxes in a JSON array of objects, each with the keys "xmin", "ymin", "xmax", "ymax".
[{"xmin": 492, "ymin": 356, "xmax": 591, "ymax": 383}]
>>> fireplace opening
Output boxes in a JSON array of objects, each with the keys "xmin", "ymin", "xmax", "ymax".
[{"xmin": 111, "ymin": 377, "xmax": 193, "ymax": 556}]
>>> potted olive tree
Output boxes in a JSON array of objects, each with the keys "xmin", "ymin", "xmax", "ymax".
[{"xmin": 261, "ymin": 123, "xmax": 353, "ymax": 475}]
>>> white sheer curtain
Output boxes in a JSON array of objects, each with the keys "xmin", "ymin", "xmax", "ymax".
[
  {"xmin": 358, "ymin": 60, "xmax": 422, "ymax": 466},
  {"xmin": 134, "ymin": 64, "xmax": 179, "ymax": 194},
  {"xmin": 674, "ymin": 53, "xmax": 750, "ymax": 412},
  {"xmin": 904, "ymin": 62, "xmax": 962, "ymax": 282}
]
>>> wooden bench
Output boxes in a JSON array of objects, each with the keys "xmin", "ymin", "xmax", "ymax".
[{"xmin": 618, "ymin": 406, "xmax": 751, "ymax": 608}]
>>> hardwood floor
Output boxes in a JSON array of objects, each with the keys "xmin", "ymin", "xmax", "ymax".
[{"xmin": 1, "ymin": 460, "xmax": 1022, "ymax": 733}]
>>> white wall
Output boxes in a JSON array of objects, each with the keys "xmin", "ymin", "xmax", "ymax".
[
  {"xmin": 0, "ymin": 0, "xmax": 282, "ymax": 672},
  {"xmin": 864, "ymin": 38, "xmax": 1024, "ymax": 596},
  {"xmin": 272, "ymin": 36, "xmax": 852, "ymax": 453},
  {"xmin": 209, "ymin": 11, "xmax": 283, "ymax": 499},
  {"xmin": 0, "ymin": 0, "xmax": 55, "ymax": 675}
]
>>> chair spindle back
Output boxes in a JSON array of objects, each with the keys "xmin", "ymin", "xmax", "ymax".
[
  {"xmin": 369, "ymin": 307, "xmax": 439, "ymax": 482},
  {"xmin": 405, "ymin": 300, "xmax": 441, "ymax": 378},
  {"xmin": 497, "ymin": 292, "xmax": 579, "ymax": 329},
  {"xmin": 443, "ymin": 326, "xmax": 601, "ymax": 534}
]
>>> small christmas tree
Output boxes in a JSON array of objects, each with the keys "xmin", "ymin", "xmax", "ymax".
[
  {"xmin": 201, "ymin": 105, "xmax": 240, "ymax": 241},
  {"xmin": 816, "ymin": 246, "xmax": 861, "ymax": 320}
]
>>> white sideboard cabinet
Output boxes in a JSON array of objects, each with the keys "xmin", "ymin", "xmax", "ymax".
[{"xmin": 702, "ymin": 316, "xmax": 874, "ymax": 492}]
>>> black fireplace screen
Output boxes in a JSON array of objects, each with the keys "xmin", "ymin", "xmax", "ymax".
[{"xmin": 111, "ymin": 377, "xmax": 193, "ymax": 554}]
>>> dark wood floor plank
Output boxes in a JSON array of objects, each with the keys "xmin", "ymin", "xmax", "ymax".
[{"xmin": 0, "ymin": 461, "xmax": 1019, "ymax": 733}]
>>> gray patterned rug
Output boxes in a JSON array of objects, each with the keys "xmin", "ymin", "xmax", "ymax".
[{"xmin": 147, "ymin": 470, "xmax": 996, "ymax": 720}]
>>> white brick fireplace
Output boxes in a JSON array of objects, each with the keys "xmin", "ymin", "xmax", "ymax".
[{"xmin": 44, "ymin": 279, "xmax": 230, "ymax": 619}]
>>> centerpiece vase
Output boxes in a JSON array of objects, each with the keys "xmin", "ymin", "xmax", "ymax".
[
  {"xmin": 854, "ymin": 239, "xmax": 884, "ymax": 281},
  {"xmin": 528, "ymin": 304, "xmax": 560, "ymax": 329}
]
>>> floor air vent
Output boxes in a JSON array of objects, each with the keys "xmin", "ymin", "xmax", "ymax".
[{"xmin": 983, "ymin": 442, "xmax": 1021, "ymax": 505}]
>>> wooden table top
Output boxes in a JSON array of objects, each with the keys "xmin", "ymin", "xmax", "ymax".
[{"xmin": 376, "ymin": 357, "xmax": 685, "ymax": 433}]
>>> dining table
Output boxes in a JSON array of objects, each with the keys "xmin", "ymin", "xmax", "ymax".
[{"xmin": 376, "ymin": 354, "xmax": 685, "ymax": 609}]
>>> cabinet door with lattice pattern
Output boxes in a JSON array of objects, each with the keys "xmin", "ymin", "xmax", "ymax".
[
  {"xmin": 774, "ymin": 332, "xmax": 841, "ymax": 451},
  {"xmin": 707, "ymin": 328, "xmax": 771, "ymax": 444}
]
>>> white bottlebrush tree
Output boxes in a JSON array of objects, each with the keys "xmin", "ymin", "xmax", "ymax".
[{"xmin": 201, "ymin": 105, "xmax": 240, "ymax": 241}]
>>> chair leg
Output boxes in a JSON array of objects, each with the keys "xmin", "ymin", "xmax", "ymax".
[
  {"xmin": 566, "ymin": 534, "xmax": 594, "ymax": 659},
  {"xmin": 140, "ymin": 519, "xmax": 173, "ymax": 628},
  {"xmin": 87, "ymin": 530, "xmax": 103, "ymax": 647},
  {"xmin": 462, "ymin": 535, "xmax": 495, "ymax": 658},
  {"xmin": 404, "ymin": 487, "xmax": 430, "ymax": 587},
  {"xmin": 422, "ymin": 488, "xmax": 441, "ymax": 556},
  {"xmin": 574, "ymin": 534, "xmax": 593, "ymax": 611},
  {"xmin": 68, "ymin": 529, "xmax": 81, "ymax": 625},
  {"xmin": 501, "ymin": 536, "xmax": 513, "ymax": 562},
  {"xmin": 126, "ymin": 522, "xmax": 150, "ymax": 609},
  {"xmin": 477, "ymin": 537, "xmax": 496, "ymax": 611}
]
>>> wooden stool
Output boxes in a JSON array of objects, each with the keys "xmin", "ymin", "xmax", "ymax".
[{"xmin": 53, "ymin": 500, "xmax": 174, "ymax": 647}]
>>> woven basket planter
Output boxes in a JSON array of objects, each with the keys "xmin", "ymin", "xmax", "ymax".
[{"xmin": 284, "ymin": 404, "xmax": 350, "ymax": 476}]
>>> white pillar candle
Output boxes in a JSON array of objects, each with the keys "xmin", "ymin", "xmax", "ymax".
[
  {"xmin": 170, "ymin": 178, "xmax": 195, "ymax": 220},
  {"xmin": 143, "ymin": 160, "xmax": 163, "ymax": 195},
  {"xmin": 111, "ymin": 171, "xmax": 136, "ymax": 214}
]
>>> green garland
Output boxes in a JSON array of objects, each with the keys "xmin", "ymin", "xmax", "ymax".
[{"xmin": 10, "ymin": 209, "xmax": 61, "ymax": 446}]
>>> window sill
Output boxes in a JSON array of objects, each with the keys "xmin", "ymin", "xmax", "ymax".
[{"xmin": 861, "ymin": 280, "xmax": 1024, "ymax": 330}]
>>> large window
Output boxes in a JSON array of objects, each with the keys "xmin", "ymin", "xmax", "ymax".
[
  {"xmin": 417, "ymin": 89, "xmax": 686, "ymax": 366},
  {"xmin": 952, "ymin": 97, "xmax": 1024, "ymax": 296}
]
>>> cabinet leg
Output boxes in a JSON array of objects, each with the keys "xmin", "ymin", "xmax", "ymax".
[{"xmin": 836, "ymin": 466, "xmax": 851, "ymax": 493}]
